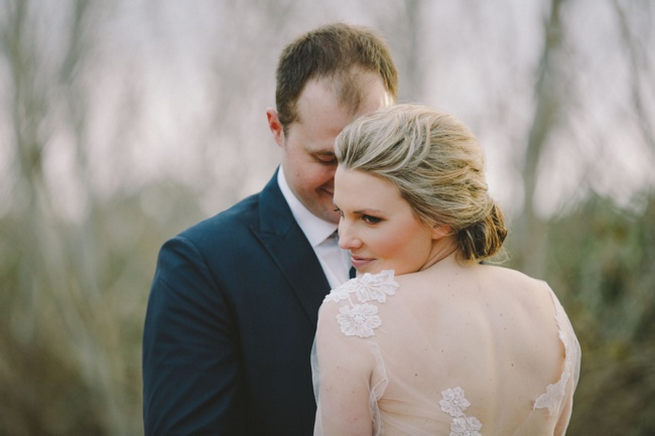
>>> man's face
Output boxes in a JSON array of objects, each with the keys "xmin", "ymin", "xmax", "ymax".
[{"xmin": 269, "ymin": 74, "xmax": 393, "ymax": 223}]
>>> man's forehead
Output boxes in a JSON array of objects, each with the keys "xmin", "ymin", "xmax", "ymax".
[
  {"xmin": 296, "ymin": 79, "xmax": 342, "ymax": 116},
  {"xmin": 299, "ymin": 72, "xmax": 389, "ymax": 113}
]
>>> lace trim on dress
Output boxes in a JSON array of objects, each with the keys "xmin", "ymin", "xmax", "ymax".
[
  {"xmin": 533, "ymin": 290, "xmax": 580, "ymax": 415},
  {"xmin": 324, "ymin": 270, "xmax": 398, "ymax": 338},
  {"xmin": 439, "ymin": 387, "xmax": 482, "ymax": 436},
  {"xmin": 336, "ymin": 304, "xmax": 382, "ymax": 337}
]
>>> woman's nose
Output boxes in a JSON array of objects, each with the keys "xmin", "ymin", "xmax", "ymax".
[{"xmin": 338, "ymin": 221, "xmax": 361, "ymax": 249}]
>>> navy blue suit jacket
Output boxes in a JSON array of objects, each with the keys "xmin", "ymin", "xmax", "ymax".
[{"xmin": 142, "ymin": 171, "xmax": 331, "ymax": 435}]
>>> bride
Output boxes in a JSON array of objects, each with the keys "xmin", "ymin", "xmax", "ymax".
[{"xmin": 311, "ymin": 104, "xmax": 581, "ymax": 435}]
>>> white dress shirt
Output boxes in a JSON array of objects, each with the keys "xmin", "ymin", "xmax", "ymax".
[{"xmin": 277, "ymin": 169, "xmax": 350, "ymax": 289}]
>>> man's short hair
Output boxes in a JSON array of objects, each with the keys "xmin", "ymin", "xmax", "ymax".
[{"xmin": 275, "ymin": 23, "xmax": 398, "ymax": 130}]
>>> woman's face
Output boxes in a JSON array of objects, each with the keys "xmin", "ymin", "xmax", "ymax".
[{"xmin": 334, "ymin": 166, "xmax": 438, "ymax": 275}]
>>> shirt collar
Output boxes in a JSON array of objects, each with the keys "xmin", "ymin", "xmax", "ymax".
[{"xmin": 277, "ymin": 167, "xmax": 337, "ymax": 247}]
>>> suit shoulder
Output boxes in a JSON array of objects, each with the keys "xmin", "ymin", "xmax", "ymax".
[
  {"xmin": 183, "ymin": 192, "xmax": 260, "ymax": 238},
  {"xmin": 153, "ymin": 193, "xmax": 263, "ymax": 264}
]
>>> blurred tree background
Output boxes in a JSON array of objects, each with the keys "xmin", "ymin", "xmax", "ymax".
[{"xmin": 0, "ymin": 0, "xmax": 653, "ymax": 434}]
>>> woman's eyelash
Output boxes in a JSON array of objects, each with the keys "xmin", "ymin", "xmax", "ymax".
[
  {"xmin": 362, "ymin": 215, "xmax": 382, "ymax": 224},
  {"xmin": 333, "ymin": 208, "xmax": 380, "ymax": 222}
]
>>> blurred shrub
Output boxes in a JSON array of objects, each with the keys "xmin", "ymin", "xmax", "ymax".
[
  {"xmin": 0, "ymin": 182, "xmax": 203, "ymax": 435},
  {"xmin": 508, "ymin": 192, "xmax": 655, "ymax": 436},
  {"xmin": 3, "ymin": 187, "xmax": 653, "ymax": 435}
]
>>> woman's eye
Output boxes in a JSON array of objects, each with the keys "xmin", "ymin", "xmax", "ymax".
[
  {"xmin": 333, "ymin": 207, "xmax": 344, "ymax": 217},
  {"xmin": 362, "ymin": 215, "xmax": 381, "ymax": 224}
]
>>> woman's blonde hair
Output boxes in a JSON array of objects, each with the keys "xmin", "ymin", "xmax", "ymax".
[{"xmin": 335, "ymin": 104, "xmax": 507, "ymax": 261}]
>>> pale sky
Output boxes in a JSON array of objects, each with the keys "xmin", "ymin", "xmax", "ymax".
[{"xmin": 1, "ymin": 0, "xmax": 653, "ymax": 223}]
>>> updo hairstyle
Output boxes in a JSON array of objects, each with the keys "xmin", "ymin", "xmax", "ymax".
[{"xmin": 335, "ymin": 104, "xmax": 507, "ymax": 261}]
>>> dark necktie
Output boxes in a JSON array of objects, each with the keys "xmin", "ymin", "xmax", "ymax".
[{"xmin": 349, "ymin": 266, "xmax": 356, "ymax": 279}]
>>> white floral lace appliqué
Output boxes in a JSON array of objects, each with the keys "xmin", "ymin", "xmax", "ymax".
[
  {"xmin": 325, "ymin": 270, "xmax": 398, "ymax": 338},
  {"xmin": 336, "ymin": 303, "xmax": 381, "ymax": 337},
  {"xmin": 439, "ymin": 387, "xmax": 482, "ymax": 436}
]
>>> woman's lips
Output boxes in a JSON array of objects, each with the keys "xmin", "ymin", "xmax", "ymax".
[{"xmin": 351, "ymin": 256, "xmax": 375, "ymax": 269}]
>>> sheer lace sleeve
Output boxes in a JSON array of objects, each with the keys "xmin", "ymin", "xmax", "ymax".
[
  {"xmin": 311, "ymin": 271, "xmax": 397, "ymax": 436},
  {"xmin": 533, "ymin": 283, "xmax": 582, "ymax": 435}
]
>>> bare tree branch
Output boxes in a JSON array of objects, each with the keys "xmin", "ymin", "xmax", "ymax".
[
  {"xmin": 612, "ymin": 0, "xmax": 655, "ymax": 155},
  {"xmin": 513, "ymin": 0, "xmax": 565, "ymax": 275}
]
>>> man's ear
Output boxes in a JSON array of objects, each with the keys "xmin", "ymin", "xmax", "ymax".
[
  {"xmin": 431, "ymin": 224, "xmax": 453, "ymax": 240},
  {"xmin": 266, "ymin": 108, "xmax": 285, "ymax": 147}
]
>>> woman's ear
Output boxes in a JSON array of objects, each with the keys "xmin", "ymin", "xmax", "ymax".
[{"xmin": 431, "ymin": 224, "xmax": 453, "ymax": 240}]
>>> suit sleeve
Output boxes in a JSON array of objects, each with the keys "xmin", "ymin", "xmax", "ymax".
[{"xmin": 142, "ymin": 235, "xmax": 244, "ymax": 435}]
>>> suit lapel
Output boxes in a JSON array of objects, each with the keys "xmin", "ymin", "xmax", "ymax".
[{"xmin": 251, "ymin": 171, "xmax": 330, "ymax": 326}]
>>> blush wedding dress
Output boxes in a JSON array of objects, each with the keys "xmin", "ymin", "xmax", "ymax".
[{"xmin": 312, "ymin": 253, "xmax": 581, "ymax": 436}]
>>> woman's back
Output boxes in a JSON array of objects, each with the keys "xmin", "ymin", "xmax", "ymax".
[{"xmin": 312, "ymin": 254, "xmax": 581, "ymax": 435}]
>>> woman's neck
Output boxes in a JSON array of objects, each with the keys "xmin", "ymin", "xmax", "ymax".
[{"xmin": 419, "ymin": 236, "xmax": 459, "ymax": 271}]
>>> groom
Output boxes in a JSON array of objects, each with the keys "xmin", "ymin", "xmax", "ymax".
[{"xmin": 142, "ymin": 23, "xmax": 398, "ymax": 435}]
